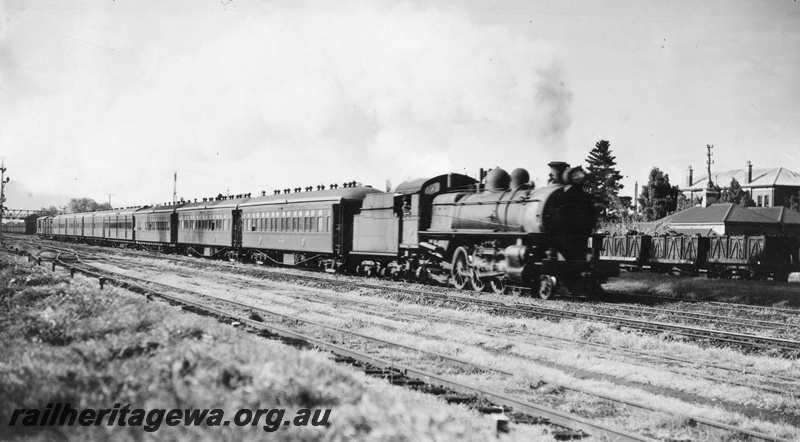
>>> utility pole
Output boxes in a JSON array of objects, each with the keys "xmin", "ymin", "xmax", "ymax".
[
  {"xmin": 634, "ymin": 181, "xmax": 638, "ymax": 213},
  {"xmin": 105, "ymin": 193, "xmax": 114, "ymax": 208},
  {"xmin": 706, "ymin": 144, "xmax": 714, "ymax": 189},
  {"xmin": 0, "ymin": 161, "xmax": 9, "ymax": 241},
  {"xmin": 173, "ymin": 171, "xmax": 177, "ymax": 204}
]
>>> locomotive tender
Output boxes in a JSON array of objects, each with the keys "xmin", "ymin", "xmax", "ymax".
[{"xmin": 39, "ymin": 162, "xmax": 608, "ymax": 298}]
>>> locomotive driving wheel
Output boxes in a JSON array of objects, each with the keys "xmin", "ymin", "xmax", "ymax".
[
  {"xmin": 489, "ymin": 278, "xmax": 506, "ymax": 294},
  {"xmin": 538, "ymin": 275, "xmax": 556, "ymax": 300},
  {"xmin": 471, "ymin": 268, "xmax": 486, "ymax": 293},
  {"xmin": 451, "ymin": 247, "xmax": 472, "ymax": 290}
]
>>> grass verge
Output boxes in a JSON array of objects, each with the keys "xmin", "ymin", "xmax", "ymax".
[{"xmin": 0, "ymin": 252, "xmax": 501, "ymax": 441}]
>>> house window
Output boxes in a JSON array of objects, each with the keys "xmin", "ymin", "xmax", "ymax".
[
  {"xmin": 764, "ymin": 195, "xmax": 770, "ymax": 207},
  {"xmin": 757, "ymin": 195, "xmax": 762, "ymax": 207}
]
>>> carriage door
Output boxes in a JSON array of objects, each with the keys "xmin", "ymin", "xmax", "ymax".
[
  {"xmin": 332, "ymin": 204, "xmax": 343, "ymax": 255},
  {"xmin": 232, "ymin": 210, "xmax": 242, "ymax": 249}
]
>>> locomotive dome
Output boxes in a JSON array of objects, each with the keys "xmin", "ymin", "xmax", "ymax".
[
  {"xmin": 485, "ymin": 168, "xmax": 511, "ymax": 191},
  {"xmin": 510, "ymin": 168, "xmax": 530, "ymax": 189}
]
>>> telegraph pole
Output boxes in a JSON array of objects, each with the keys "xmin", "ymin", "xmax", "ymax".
[
  {"xmin": 105, "ymin": 193, "xmax": 114, "ymax": 208},
  {"xmin": 0, "ymin": 161, "xmax": 9, "ymax": 241},
  {"xmin": 173, "ymin": 171, "xmax": 177, "ymax": 204}
]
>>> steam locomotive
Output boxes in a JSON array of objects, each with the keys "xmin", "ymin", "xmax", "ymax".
[{"xmin": 38, "ymin": 162, "xmax": 611, "ymax": 298}]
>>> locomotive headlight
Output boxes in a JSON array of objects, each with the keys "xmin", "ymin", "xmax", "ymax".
[{"xmin": 567, "ymin": 168, "xmax": 586, "ymax": 186}]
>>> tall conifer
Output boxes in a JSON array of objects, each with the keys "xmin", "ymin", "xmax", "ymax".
[{"xmin": 585, "ymin": 140, "xmax": 624, "ymax": 218}]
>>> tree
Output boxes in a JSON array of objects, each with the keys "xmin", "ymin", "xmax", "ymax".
[
  {"xmin": 584, "ymin": 140, "xmax": 624, "ymax": 219},
  {"xmin": 718, "ymin": 177, "xmax": 755, "ymax": 207},
  {"xmin": 605, "ymin": 195, "xmax": 633, "ymax": 219},
  {"xmin": 676, "ymin": 193, "xmax": 701, "ymax": 212},
  {"xmin": 67, "ymin": 198, "xmax": 111, "ymax": 213},
  {"xmin": 39, "ymin": 206, "xmax": 61, "ymax": 216},
  {"xmin": 791, "ymin": 191, "xmax": 800, "ymax": 211},
  {"xmin": 638, "ymin": 167, "xmax": 680, "ymax": 221}
]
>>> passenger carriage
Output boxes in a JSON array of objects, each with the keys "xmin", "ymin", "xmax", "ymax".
[
  {"xmin": 83, "ymin": 211, "xmax": 105, "ymax": 244},
  {"xmin": 55, "ymin": 213, "xmax": 84, "ymax": 240},
  {"xmin": 136, "ymin": 203, "xmax": 184, "ymax": 251},
  {"xmin": 239, "ymin": 186, "xmax": 382, "ymax": 269},
  {"xmin": 37, "ymin": 216, "xmax": 53, "ymax": 237},
  {"xmin": 103, "ymin": 207, "xmax": 138, "ymax": 245},
  {"xmin": 176, "ymin": 197, "xmax": 245, "ymax": 257}
]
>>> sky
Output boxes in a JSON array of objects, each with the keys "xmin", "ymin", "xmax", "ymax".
[{"xmin": 1, "ymin": 0, "xmax": 799, "ymax": 210}]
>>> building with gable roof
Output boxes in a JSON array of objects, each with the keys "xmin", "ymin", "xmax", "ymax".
[
  {"xmin": 655, "ymin": 203, "xmax": 782, "ymax": 236},
  {"xmin": 749, "ymin": 207, "xmax": 800, "ymax": 239},
  {"xmin": 681, "ymin": 162, "xmax": 800, "ymax": 208},
  {"xmin": 640, "ymin": 203, "xmax": 800, "ymax": 241}
]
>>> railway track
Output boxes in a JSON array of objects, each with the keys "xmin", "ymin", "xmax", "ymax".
[
  {"xmin": 27, "ymin": 239, "xmax": 800, "ymax": 355},
  {"xmin": 237, "ymin": 268, "xmax": 800, "ymax": 355},
  {"xmin": 32, "ymin": 237, "xmax": 800, "ymax": 318},
  {"xmin": 600, "ymin": 290, "xmax": 800, "ymax": 319},
  {"xmin": 565, "ymin": 300, "xmax": 800, "ymax": 334},
  {"xmin": 26, "ymin": 247, "xmax": 792, "ymax": 441},
  {"xmin": 43, "ymin": 249, "xmax": 652, "ymax": 441},
  {"xmin": 49, "ymin": 249, "xmax": 800, "ymax": 400}
]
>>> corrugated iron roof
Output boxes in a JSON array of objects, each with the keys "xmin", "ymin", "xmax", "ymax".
[
  {"xmin": 683, "ymin": 167, "xmax": 800, "ymax": 190},
  {"xmin": 750, "ymin": 207, "xmax": 800, "ymax": 225},
  {"xmin": 658, "ymin": 203, "xmax": 778, "ymax": 224}
]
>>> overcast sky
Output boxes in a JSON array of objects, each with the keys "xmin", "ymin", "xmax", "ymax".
[{"xmin": 2, "ymin": 0, "xmax": 799, "ymax": 210}]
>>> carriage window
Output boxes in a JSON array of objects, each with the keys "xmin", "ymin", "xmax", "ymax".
[{"xmin": 317, "ymin": 217, "xmax": 322, "ymax": 232}]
